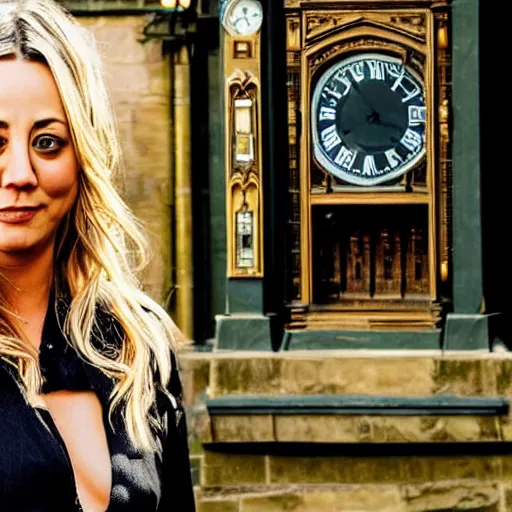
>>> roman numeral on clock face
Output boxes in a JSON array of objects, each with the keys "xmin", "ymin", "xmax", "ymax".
[
  {"xmin": 320, "ymin": 125, "xmax": 342, "ymax": 152},
  {"xmin": 319, "ymin": 106, "xmax": 336, "ymax": 121},
  {"xmin": 312, "ymin": 53, "xmax": 427, "ymax": 186}
]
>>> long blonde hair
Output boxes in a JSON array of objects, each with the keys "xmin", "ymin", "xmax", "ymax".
[{"xmin": 0, "ymin": 0, "xmax": 180, "ymax": 452}]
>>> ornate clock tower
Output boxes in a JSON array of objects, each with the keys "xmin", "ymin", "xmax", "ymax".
[
  {"xmin": 215, "ymin": 0, "xmax": 491, "ymax": 351},
  {"xmin": 196, "ymin": 1, "xmax": 508, "ymax": 509},
  {"xmin": 281, "ymin": 0, "xmax": 452, "ymax": 348}
]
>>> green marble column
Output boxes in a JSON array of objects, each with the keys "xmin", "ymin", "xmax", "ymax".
[{"xmin": 443, "ymin": 0, "xmax": 489, "ymax": 350}]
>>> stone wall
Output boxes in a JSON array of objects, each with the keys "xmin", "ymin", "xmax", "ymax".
[
  {"xmin": 79, "ymin": 15, "xmax": 173, "ymax": 305},
  {"xmin": 179, "ymin": 350, "xmax": 512, "ymax": 511}
]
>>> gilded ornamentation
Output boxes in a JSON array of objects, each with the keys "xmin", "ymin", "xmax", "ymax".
[
  {"xmin": 287, "ymin": 15, "xmax": 301, "ymax": 50},
  {"xmin": 283, "ymin": 1, "xmax": 451, "ymax": 327},
  {"xmin": 223, "ymin": 17, "xmax": 264, "ymax": 278},
  {"xmin": 435, "ymin": 10, "xmax": 451, "ymax": 286},
  {"xmin": 389, "ymin": 14, "xmax": 426, "ymax": 38},
  {"xmin": 305, "ymin": 12, "xmax": 427, "ymax": 43},
  {"xmin": 439, "ymin": 99, "xmax": 449, "ymax": 139},
  {"xmin": 310, "ymin": 39, "xmax": 405, "ymax": 69},
  {"xmin": 228, "ymin": 70, "xmax": 259, "ymax": 179},
  {"xmin": 306, "ymin": 14, "xmax": 344, "ymax": 40},
  {"xmin": 310, "ymin": 44, "xmax": 343, "ymax": 68}
]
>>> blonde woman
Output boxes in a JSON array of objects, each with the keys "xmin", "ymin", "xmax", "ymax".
[{"xmin": 0, "ymin": 0, "xmax": 195, "ymax": 510}]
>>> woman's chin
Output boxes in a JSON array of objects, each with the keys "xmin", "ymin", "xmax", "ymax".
[{"xmin": 0, "ymin": 235, "xmax": 40, "ymax": 257}]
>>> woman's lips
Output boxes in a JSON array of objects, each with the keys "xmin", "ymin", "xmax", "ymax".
[{"xmin": 0, "ymin": 207, "xmax": 42, "ymax": 224}]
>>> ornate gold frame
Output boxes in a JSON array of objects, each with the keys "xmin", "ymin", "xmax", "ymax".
[
  {"xmin": 285, "ymin": 0, "xmax": 451, "ymax": 330},
  {"xmin": 223, "ymin": 34, "xmax": 264, "ymax": 278}
]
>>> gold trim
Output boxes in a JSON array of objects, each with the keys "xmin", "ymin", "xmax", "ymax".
[
  {"xmin": 290, "ymin": 3, "xmax": 447, "ymax": 330},
  {"xmin": 305, "ymin": 11, "xmax": 428, "ymax": 43},
  {"xmin": 425, "ymin": 10, "xmax": 437, "ymax": 300},
  {"xmin": 310, "ymin": 193, "xmax": 430, "ymax": 205},
  {"xmin": 289, "ymin": 308, "xmax": 441, "ymax": 331},
  {"xmin": 287, "ymin": 14, "xmax": 302, "ymax": 50},
  {"xmin": 300, "ymin": 45, "xmax": 312, "ymax": 303},
  {"xmin": 223, "ymin": 31, "xmax": 264, "ymax": 278},
  {"xmin": 286, "ymin": 0, "xmax": 448, "ymax": 7},
  {"xmin": 435, "ymin": 8, "xmax": 451, "ymax": 284}
]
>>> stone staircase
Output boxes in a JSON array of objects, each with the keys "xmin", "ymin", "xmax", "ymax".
[{"xmin": 180, "ymin": 350, "xmax": 512, "ymax": 511}]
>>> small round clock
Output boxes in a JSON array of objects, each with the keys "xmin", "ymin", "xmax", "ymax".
[
  {"xmin": 311, "ymin": 53, "xmax": 426, "ymax": 186},
  {"xmin": 221, "ymin": 0, "xmax": 263, "ymax": 36}
]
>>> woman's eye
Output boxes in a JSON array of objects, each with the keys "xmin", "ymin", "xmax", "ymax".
[{"xmin": 33, "ymin": 135, "xmax": 64, "ymax": 153}]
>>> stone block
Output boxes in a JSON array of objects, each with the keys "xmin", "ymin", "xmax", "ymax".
[
  {"xmin": 279, "ymin": 355, "xmax": 435, "ymax": 396},
  {"xmin": 427, "ymin": 456, "xmax": 501, "ymax": 482},
  {"xmin": 116, "ymin": 121, "xmax": 137, "ymax": 170},
  {"xmin": 493, "ymin": 357, "xmax": 512, "ymax": 396},
  {"xmin": 433, "ymin": 357, "xmax": 498, "ymax": 396},
  {"xmin": 201, "ymin": 451, "xmax": 267, "ymax": 487},
  {"xmin": 274, "ymin": 415, "xmax": 360, "ymax": 443},
  {"xmin": 113, "ymin": 103, "xmax": 135, "ymax": 124},
  {"xmin": 209, "ymin": 356, "xmax": 280, "ymax": 397},
  {"xmin": 272, "ymin": 414, "xmax": 501, "ymax": 444},
  {"xmin": 105, "ymin": 64, "xmax": 151, "ymax": 95},
  {"xmin": 75, "ymin": 16, "xmax": 173, "ymax": 305},
  {"xmin": 80, "ymin": 15, "xmax": 147, "ymax": 31},
  {"xmin": 401, "ymin": 481, "xmax": 500, "ymax": 511},
  {"xmin": 206, "ymin": 352, "xmax": 512, "ymax": 400},
  {"xmin": 504, "ymin": 485, "xmax": 512, "ymax": 509},
  {"xmin": 240, "ymin": 485, "xmax": 406, "ymax": 512},
  {"xmin": 89, "ymin": 25, "xmax": 147, "ymax": 64},
  {"xmin": 500, "ymin": 416, "xmax": 512, "ymax": 443},
  {"xmin": 209, "ymin": 353, "xmax": 442, "ymax": 397},
  {"xmin": 149, "ymin": 61, "xmax": 171, "ymax": 96},
  {"xmin": 419, "ymin": 416, "xmax": 501, "ymax": 443},
  {"xmin": 190, "ymin": 454, "xmax": 202, "ymax": 486},
  {"xmin": 497, "ymin": 455, "xmax": 512, "ymax": 481},
  {"xmin": 198, "ymin": 498, "xmax": 240, "ymax": 512},
  {"xmin": 267, "ymin": 454, "xmax": 501, "ymax": 486},
  {"xmin": 212, "ymin": 415, "xmax": 274, "ymax": 443},
  {"xmin": 178, "ymin": 353, "xmax": 212, "ymax": 406},
  {"xmin": 188, "ymin": 404, "xmax": 210, "ymax": 449}
]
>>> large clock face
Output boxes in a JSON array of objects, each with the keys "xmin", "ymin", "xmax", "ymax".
[{"xmin": 311, "ymin": 53, "xmax": 426, "ymax": 186}]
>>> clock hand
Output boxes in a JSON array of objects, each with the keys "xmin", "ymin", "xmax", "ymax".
[
  {"xmin": 234, "ymin": 16, "xmax": 250, "ymax": 30},
  {"xmin": 349, "ymin": 80, "xmax": 379, "ymax": 118},
  {"xmin": 349, "ymin": 81, "xmax": 404, "ymax": 134},
  {"xmin": 377, "ymin": 120, "xmax": 403, "ymax": 132},
  {"xmin": 364, "ymin": 106, "xmax": 403, "ymax": 135},
  {"xmin": 367, "ymin": 111, "xmax": 380, "ymax": 124}
]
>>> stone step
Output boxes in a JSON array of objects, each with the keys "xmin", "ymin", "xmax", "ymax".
[
  {"xmin": 195, "ymin": 482, "xmax": 503, "ymax": 512},
  {"xmin": 199, "ymin": 448, "xmax": 512, "ymax": 489},
  {"xmin": 180, "ymin": 351, "xmax": 512, "ymax": 446},
  {"xmin": 206, "ymin": 351, "xmax": 512, "ymax": 399},
  {"xmin": 203, "ymin": 406, "xmax": 506, "ymax": 444}
]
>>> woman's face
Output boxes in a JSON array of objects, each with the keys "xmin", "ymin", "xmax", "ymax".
[{"xmin": 0, "ymin": 57, "xmax": 79, "ymax": 263}]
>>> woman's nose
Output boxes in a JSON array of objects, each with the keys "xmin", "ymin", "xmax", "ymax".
[{"xmin": 0, "ymin": 140, "xmax": 38, "ymax": 189}]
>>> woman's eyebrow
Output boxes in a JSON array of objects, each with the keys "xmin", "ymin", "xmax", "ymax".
[
  {"xmin": 34, "ymin": 118, "xmax": 67, "ymax": 129},
  {"xmin": 0, "ymin": 119, "xmax": 67, "ymax": 129}
]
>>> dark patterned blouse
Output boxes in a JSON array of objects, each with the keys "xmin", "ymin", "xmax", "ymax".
[{"xmin": 0, "ymin": 295, "xmax": 195, "ymax": 511}]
